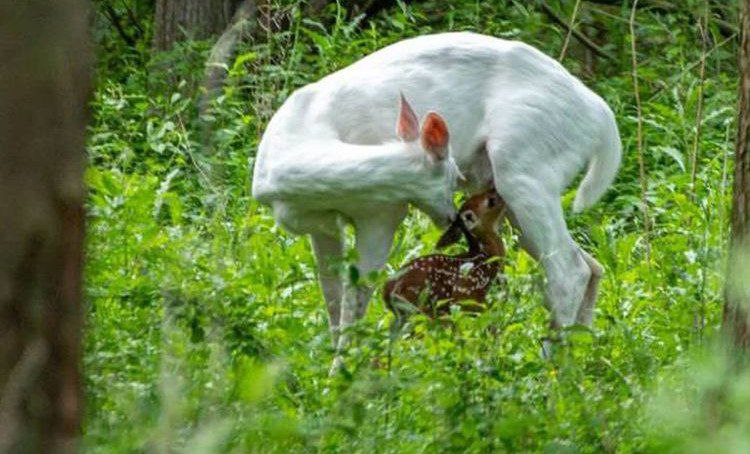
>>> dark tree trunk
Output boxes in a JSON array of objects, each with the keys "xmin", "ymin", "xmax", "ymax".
[
  {"xmin": 153, "ymin": 0, "xmax": 243, "ymax": 51},
  {"xmin": 724, "ymin": 0, "xmax": 750, "ymax": 352},
  {"xmin": 0, "ymin": 0, "xmax": 91, "ymax": 452}
]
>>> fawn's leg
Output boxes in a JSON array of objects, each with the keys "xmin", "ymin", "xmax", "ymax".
[{"xmin": 310, "ymin": 232, "xmax": 344, "ymax": 348}]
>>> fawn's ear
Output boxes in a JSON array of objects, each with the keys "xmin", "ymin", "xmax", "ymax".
[
  {"xmin": 396, "ymin": 93, "xmax": 419, "ymax": 141},
  {"xmin": 436, "ymin": 216, "xmax": 463, "ymax": 249},
  {"xmin": 420, "ymin": 112, "xmax": 449, "ymax": 161}
]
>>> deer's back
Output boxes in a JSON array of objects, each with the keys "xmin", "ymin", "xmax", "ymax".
[{"xmin": 259, "ymin": 32, "xmax": 612, "ymax": 189}]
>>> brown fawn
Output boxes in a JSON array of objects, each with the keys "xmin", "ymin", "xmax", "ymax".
[{"xmin": 383, "ymin": 188, "xmax": 507, "ymax": 321}]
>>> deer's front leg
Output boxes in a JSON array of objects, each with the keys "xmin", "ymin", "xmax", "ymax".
[{"xmin": 332, "ymin": 207, "xmax": 406, "ymax": 374}]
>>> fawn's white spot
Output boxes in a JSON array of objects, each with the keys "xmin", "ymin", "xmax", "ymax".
[{"xmin": 460, "ymin": 262, "xmax": 475, "ymax": 275}]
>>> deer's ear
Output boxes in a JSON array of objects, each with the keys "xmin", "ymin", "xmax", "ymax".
[
  {"xmin": 421, "ymin": 112, "xmax": 449, "ymax": 161},
  {"xmin": 396, "ymin": 93, "xmax": 419, "ymax": 141},
  {"xmin": 436, "ymin": 217, "xmax": 462, "ymax": 249}
]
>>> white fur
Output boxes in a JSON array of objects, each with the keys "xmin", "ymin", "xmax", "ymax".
[{"xmin": 252, "ymin": 32, "xmax": 621, "ymax": 365}]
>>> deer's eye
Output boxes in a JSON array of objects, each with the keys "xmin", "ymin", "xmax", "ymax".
[{"xmin": 487, "ymin": 197, "xmax": 497, "ymax": 208}]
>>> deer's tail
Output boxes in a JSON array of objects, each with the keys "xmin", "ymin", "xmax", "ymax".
[{"xmin": 572, "ymin": 110, "xmax": 622, "ymax": 213}]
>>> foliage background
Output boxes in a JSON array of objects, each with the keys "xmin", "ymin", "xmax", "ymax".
[{"xmin": 85, "ymin": 0, "xmax": 748, "ymax": 451}]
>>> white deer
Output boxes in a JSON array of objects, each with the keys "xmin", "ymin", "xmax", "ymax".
[{"xmin": 252, "ymin": 32, "xmax": 620, "ymax": 366}]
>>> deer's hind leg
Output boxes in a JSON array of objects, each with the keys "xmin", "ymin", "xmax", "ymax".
[
  {"xmin": 575, "ymin": 249, "xmax": 604, "ymax": 326},
  {"xmin": 490, "ymin": 172, "xmax": 591, "ymax": 330},
  {"xmin": 311, "ymin": 231, "xmax": 345, "ymax": 348},
  {"xmin": 274, "ymin": 204, "xmax": 346, "ymax": 347}
]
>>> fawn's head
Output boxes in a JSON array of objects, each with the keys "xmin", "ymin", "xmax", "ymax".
[
  {"xmin": 395, "ymin": 94, "xmax": 463, "ymax": 227},
  {"xmin": 436, "ymin": 187, "xmax": 506, "ymax": 251}
]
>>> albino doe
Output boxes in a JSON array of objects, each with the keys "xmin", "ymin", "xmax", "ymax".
[
  {"xmin": 252, "ymin": 32, "xmax": 619, "ymax": 369},
  {"xmin": 384, "ymin": 188, "xmax": 506, "ymax": 319}
]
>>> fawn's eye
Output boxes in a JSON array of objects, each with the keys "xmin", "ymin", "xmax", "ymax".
[{"xmin": 487, "ymin": 197, "xmax": 497, "ymax": 208}]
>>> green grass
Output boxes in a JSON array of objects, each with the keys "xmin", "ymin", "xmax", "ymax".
[{"xmin": 83, "ymin": 1, "xmax": 748, "ymax": 452}]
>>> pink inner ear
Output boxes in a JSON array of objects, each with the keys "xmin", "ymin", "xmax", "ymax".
[
  {"xmin": 421, "ymin": 112, "xmax": 449, "ymax": 159},
  {"xmin": 396, "ymin": 94, "xmax": 419, "ymax": 141}
]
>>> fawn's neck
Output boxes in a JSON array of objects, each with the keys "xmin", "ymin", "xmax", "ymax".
[{"xmin": 475, "ymin": 230, "xmax": 504, "ymax": 258}]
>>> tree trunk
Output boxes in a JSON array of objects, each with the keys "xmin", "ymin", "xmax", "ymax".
[
  {"xmin": 0, "ymin": 0, "xmax": 91, "ymax": 452},
  {"xmin": 153, "ymin": 0, "xmax": 243, "ymax": 51},
  {"xmin": 724, "ymin": 0, "xmax": 750, "ymax": 352},
  {"xmin": 200, "ymin": 1, "xmax": 258, "ymax": 114}
]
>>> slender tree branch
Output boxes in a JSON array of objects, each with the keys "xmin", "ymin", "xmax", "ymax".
[
  {"xmin": 559, "ymin": 0, "xmax": 583, "ymax": 62},
  {"xmin": 587, "ymin": 0, "xmax": 676, "ymax": 10},
  {"xmin": 589, "ymin": 5, "xmax": 639, "ymax": 25},
  {"xmin": 120, "ymin": 0, "xmax": 144, "ymax": 38},
  {"xmin": 102, "ymin": 2, "xmax": 136, "ymax": 47},
  {"xmin": 646, "ymin": 32, "xmax": 737, "ymax": 102},
  {"xmin": 720, "ymin": 122, "xmax": 732, "ymax": 243},
  {"xmin": 690, "ymin": 9, "xmax": 710, "ymax": 200},
  {"xmin": 592, "ymin": 0, "xmax": 736, "ymax": 35},
  {"xmin": 629, "ymin": 0, "xmax": 652, "ymax": 265},
  {"xmin": 540, "ymin": 1, "xmax": 615, "ymax": 62}
]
